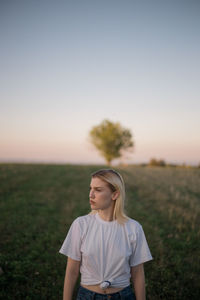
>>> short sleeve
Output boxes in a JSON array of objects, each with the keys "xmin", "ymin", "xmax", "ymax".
[
  {"xmin": 130, "ymin": 224, "xmax": 153, "ymax": 267},
  {"xmin": 59, "ymin": 218, "xmax": 82, "ymax": 261}
]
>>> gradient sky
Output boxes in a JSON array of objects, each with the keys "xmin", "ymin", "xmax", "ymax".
[{"xmin": 1, "ymin": 0, "xmax": 200, "ymax": 165}]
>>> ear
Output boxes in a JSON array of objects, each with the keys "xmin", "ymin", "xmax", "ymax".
[{"xmin": 112, "ymin": 190, "xmax": 119, "ymax": 201}]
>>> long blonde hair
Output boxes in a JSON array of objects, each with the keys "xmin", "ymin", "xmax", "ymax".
[{"xmin": 90, "ymin": 169, "xmax": 129, "ymax": 225}]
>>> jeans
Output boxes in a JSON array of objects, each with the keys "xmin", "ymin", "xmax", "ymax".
[{"xmin": 76, "ymin": 285, "xmax": 136, "ymax": 300}]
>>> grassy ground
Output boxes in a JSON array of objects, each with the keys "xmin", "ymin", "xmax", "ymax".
[{"xmin": 0, "ymin": 164, "xmax": 199, "ymax": 299}]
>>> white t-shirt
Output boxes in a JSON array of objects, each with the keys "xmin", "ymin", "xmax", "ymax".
[{"xmin": 59, "ymin": 213, "xmax": 153, "ymax": 288}]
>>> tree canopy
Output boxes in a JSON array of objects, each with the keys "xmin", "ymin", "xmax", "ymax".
[{"xmin": 89, "ymin": 119, "xmax": 134, "ymax": 165}]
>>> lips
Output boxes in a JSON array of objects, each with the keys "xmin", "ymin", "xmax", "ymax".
[{"xmin": 90, "ymin": 200, "xmax": 96, "ymax": 205}]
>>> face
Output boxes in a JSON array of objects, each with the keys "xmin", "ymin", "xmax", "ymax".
[{"xmin": 89, "ymin": 177, "xmax": 117, "ymax": 211}]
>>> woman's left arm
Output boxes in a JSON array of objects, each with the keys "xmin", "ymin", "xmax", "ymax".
[{"xmin": 131, "ymin": 263, "xmax": 146, "ymax": 300}]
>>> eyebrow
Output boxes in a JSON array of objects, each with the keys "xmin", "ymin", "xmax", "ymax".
[{"xmin": 89, "ymin": 186, "xmax": 103, "ymax": 189}]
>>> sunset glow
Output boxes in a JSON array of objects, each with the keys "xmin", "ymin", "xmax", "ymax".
[{"xmin": 1, "ymin": 0, "xmax": 200, "ymax": 165}]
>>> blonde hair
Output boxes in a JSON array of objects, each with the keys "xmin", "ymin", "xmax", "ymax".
[{"xmin": 90, "ymin": 169, "xmax": 129, "ymax": 225}]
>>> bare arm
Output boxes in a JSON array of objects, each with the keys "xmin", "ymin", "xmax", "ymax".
[
  {"xmin": 131, "ymin": 264, "xmax": 146, "ymax": 300},
  {"xmin": 63, "ymin": 257, "xmax": 80, "ymax": 300}
]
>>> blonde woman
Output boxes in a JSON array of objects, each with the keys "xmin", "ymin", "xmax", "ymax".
[{"xmin": 59, "ymin": 169, "xmax": 152, "ymax": 300}]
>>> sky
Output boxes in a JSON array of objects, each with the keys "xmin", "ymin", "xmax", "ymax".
[{"xmin": 0, "ymin": 0, "xmax": 200, "ymax": 165}]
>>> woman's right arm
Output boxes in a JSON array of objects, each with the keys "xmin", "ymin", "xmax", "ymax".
[{"xmin": 63, "ymin": 257, "xmax": 80, "ymax": 300}]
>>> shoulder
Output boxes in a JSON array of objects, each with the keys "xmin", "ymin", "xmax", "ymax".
[
  {"xmin": 72, "ymin": 213, "xmax": 95, "ymax": 229},
  {"xmin": 125, "ymin": 217, "xmax": 142, "ymax": 229},
  {"xmin": 124, "ymin": 217, "xmax": 144, "ymax": 236},
  {"xmin": 74, "ymin": 213, "xmax": 95, "ymax": 223},
  {"xmin": 69, "ymin": 214, "xmax": 95, "ymax": 240}
]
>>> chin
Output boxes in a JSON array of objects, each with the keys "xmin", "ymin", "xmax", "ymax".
[{"xmin": 92, "ymin": 207, "xmax": 99, "ymax": 210}]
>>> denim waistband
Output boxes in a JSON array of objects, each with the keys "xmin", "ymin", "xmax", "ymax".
[{"xmin": 77, "ymin": 285, "xmax": 135, "ymax": 299}]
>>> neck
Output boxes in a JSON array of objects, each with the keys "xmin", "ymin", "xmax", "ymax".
[{"xmin": 98, "ymin": 206, "xmax": 115, "ymax": 222}]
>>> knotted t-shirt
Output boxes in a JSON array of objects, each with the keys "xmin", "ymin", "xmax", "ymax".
[{"xmin": 59, "ymin": 213, "xmax": 152, "ymax": 288}]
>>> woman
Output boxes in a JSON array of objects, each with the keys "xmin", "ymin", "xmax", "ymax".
[{"xmin": 59, "ymin": 169, "xmax": 153, "ymax": 300}]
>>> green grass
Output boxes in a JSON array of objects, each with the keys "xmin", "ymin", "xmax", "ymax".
[{"xmin": 0, "ymin": 164, "xmax": 199, "ymax": 299}]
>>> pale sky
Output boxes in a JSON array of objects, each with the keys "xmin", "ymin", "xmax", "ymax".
[{"xmin": 0, "ymin": 0, "xmax": 200, "ymax": 165}]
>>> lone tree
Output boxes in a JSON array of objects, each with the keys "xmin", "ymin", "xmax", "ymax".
[{"xmin": 89, "ymin": 119, "xmax": 134, "ymax": 165}]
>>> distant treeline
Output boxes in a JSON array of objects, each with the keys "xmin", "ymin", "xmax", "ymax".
[{"xmin": 128, "ymin": 158, "xmax": 200, "ymax": 168}]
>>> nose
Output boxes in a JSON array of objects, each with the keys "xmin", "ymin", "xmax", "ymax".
[{"xmin": 89, "ymin": 189, "xmax": 94, "ymax": 199}]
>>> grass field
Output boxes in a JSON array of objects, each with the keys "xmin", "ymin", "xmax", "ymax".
[{"xmin": 0, "ymin": 164, "xmax": 200, "ymax": 300}]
